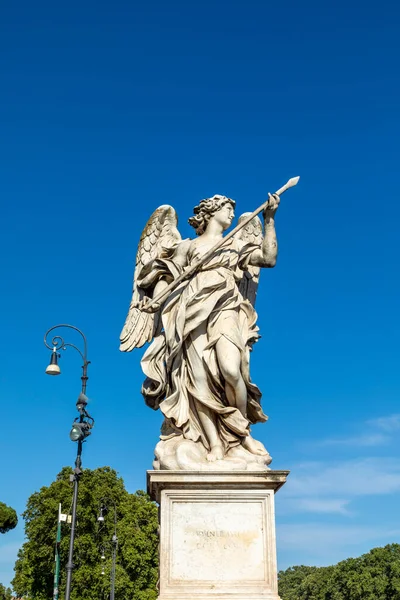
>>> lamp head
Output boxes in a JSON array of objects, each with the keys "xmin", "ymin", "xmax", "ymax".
[
  {"xmin": 46, "ymin": 350, "xmax": 61, "ymax": 376},
  {"xmin": 69, "ymin": 421, "xmax": 92, "ymax": 442},
  {"xmin": 98, "ymin": 504, "xmax": 106, "ymax": 522}
]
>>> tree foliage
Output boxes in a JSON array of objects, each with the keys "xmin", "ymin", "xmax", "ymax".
[
  {"xmin": 12, "ymin": 466, "xmax": 158, "ymax": 600},
  {"xmin": 278, "ymin": 544, "xmax": 400, "ymax": 600},
  {"xmin": 0, "ymin": 502, "xmax": 18, "ymax": 534},
  {"xmin": 0, "ymin": 584, "xmax": 12, "ymax": 600}
]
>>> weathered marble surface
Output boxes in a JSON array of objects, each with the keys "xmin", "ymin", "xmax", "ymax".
[
  {"xmin": 148, "ymin": 470, "xmax": 289, "ymax": 600},
  {"xmin": 120, "ymin": 193, "xmax": 282, "ymax": 468}
]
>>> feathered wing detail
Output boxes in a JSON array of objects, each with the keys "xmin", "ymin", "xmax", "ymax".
[
  {"xmin": 235, "ymin": 213, "xmax": 263, "ymax": 307},
  {"xmin": 120, "ymin": 205, "xmax": 182, "ymax": 351}
]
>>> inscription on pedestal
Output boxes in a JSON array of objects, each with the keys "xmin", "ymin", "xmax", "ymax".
[{"xmin": 170, "ymin": 500, "xmax": 266, "ymax": 583}]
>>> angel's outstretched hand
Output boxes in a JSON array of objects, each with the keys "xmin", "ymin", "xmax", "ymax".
[
  {"xmin": 263, "ymin": 193, "xmax": 280, "ymax": 219},
  {"xmin": 133, "ymin": 297, "xmax": 161, "ymax": 313}
]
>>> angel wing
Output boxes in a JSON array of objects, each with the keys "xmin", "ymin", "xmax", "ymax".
[
  {"xmin": 235, "ymin": 213, "xmax": 263, "ymax": 307},
  {"xmin": 120, "ymin": 205, "xmax": 182, "ymax": 351}
]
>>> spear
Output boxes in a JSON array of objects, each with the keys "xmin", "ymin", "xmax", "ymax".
[{"xmin": 142, "ymin": 176, "xmax": 300, "ymax": 312}]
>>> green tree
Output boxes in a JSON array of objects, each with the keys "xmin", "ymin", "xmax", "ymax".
[
  {"xmin": 296, "ymin": 565, "xmax": 336, "ymax": 600},
  {"xmin": 327, "ymin": 545, "xmax": 400, "ymax": 600},
  {"xmin": 0, "ymin": 583, "xmax": 13, "ymax": 600},
  {"xmin": 278, "ymin": 544, "xmax": 400, "ymax": 600},
  {"xmin": 12, "ymin": 466, "xmax": 158, "ymax": 600},
  {"xmin": 0, "ymin": 502, "xmax": 18, "ymax": 534},
  {"xmin": 278, "ymin": 565, "xmax": 318, "ymax": 600}
]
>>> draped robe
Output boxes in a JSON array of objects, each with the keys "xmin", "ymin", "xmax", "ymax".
[{"xmin": 137, "ymin": 238, "xmax": 267, "ymax": 452}]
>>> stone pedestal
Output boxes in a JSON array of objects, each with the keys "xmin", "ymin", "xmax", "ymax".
[{"xmin": 147, "ymin": 470, "xmax": 289, "ymax": 600}]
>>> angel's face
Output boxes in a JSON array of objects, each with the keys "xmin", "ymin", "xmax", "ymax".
[{"xmin": 212, "ymin": 203, "xmax": 235, "ymax": 231}]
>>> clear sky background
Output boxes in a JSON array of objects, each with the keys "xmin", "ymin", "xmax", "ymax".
[{"xmin": 1, "ymin": 0, "xmax": 400, "ymax": 589}]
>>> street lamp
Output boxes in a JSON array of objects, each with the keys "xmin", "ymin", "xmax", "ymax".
[
  {"xmin": 44, "ymin": 324, "xmax": 94, "ymax": 600},
  {"xmin": 46, "ymin": 349, "xmax": 61, "ymax": 375},
  {"xmin": 97, "ymin": 499, "xmax": 118, "ymax": 600}
]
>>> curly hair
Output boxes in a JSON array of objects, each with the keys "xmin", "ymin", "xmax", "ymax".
[{"xmin": 188, "ymin": 194, "xmax": 236, "ymax": 236}]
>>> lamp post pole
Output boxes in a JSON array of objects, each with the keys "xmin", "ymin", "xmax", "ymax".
[
  {"xmin": 44, "ymin": 324, "xmax": 94, "ymax": 600},
  {"xmin": 110, "ymin": 527, "xmax": 118, "ymax": 600},
  {"xmin": 53, "ymin": 504, "xmax": 62, "ymax": 600},
  {"xmin": 98, "ymin": 499, "xmax": 118, "ymax": 600}
]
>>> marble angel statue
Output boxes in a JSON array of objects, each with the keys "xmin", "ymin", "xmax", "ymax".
[{"xmin": 120, "ymin": 181, "xmax": 298, "ymax": 470}]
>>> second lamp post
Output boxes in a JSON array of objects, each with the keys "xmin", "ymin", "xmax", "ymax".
[{"xmin": 98, "ymin": 499, "xmax": 118, "ymax": 600}]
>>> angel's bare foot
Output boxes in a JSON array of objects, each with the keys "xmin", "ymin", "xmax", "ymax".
[
  {"xmin": 242, "ymin": 435, "xmax": 269, "ymax": 456},
  {"xmin": 206, "ymin": 444, "xmax": 224, "ymax": 462}
]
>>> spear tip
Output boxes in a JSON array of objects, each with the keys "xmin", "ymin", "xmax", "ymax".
[{"xmin": 287, "ymin": 176, "xmax": 300, "ymax": 188}]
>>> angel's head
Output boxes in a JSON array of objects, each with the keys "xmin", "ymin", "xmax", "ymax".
[{"xmin": 188, "ymin": 195, "xmax": 236, "ymax": 235}]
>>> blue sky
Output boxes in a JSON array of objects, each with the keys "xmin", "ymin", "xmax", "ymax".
[{"xmin": 1, "ymin": 0, "xmax": 400, "ymax": 588}]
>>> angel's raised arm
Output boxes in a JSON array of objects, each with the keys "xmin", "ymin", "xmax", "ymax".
[
  {"xmin": 234, "ymin": 202, "xmax": 278, "ymax": 307},
  {"xmin": 247, "ymin": 194, "xmax": 279, "ymax": 269}
]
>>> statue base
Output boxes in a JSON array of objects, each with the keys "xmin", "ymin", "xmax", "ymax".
[
  {"xmin": 147, "ymin": 470, "xmax": 289, "ymax": 600},
  {"xmin": 153, "ymin": 436, "xmax": 273, "ymax": 471}
]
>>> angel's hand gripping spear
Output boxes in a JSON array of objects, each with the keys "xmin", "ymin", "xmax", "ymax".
[{"xmin": 138, "ymin": 176, "xmax": 299, "ymax": 313}]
